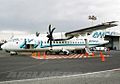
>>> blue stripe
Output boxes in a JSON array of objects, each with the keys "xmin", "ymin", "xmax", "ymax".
[{"xmin": 40, "ymin": 44, "xmax": 99, "ymax": 48}]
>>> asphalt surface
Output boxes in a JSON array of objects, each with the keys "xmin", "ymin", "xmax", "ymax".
[{"xmin": 0, "ymin": 50, "xmax": 120, "ymax": 82}]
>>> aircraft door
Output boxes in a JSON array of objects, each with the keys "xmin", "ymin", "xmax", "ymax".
[
  {"xmin": 20, "ymin": 39, "xmax": 37, "ymax": 49},
  {"xmin": 25, "ymin": 44, "xmax": 34, "ymax": 49}
]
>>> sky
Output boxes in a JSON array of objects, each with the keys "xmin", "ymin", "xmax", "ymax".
[{"xmin": 0, "ymin": 0, "xmax": 120, "ymax": 33}]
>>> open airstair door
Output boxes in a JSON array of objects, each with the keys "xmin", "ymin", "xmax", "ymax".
[{"xmin": 84, "ymin": 39, "xmax": 92, "ymax": 55}]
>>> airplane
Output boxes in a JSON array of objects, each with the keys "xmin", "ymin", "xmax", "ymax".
[{"xmin": 1, "ymin": 21, "xmax": 118, "ymax": 55}]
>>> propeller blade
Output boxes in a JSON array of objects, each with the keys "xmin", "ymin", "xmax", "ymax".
[
  {"xmin": 51, "ymin": 28, "xmax": 56, "ymax": 33},
  {"xmin": 46, "ymin": 34, "xmax": 49, "ymax": 38},
  {"xmin": 50, "ymin": 40, "xmax": 52, "ymax": 48},
  {"xmin": 47, "ymin": 39, "xmax": 50, "ymax": 43},
  {"xmin": 49, "ymin": 24, "xmax": 51, "ymax": 32}
]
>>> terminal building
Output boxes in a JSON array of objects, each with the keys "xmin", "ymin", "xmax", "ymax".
[{"xmin": 105, "ymin": 31, "xmax": 120, "ymax": 50}]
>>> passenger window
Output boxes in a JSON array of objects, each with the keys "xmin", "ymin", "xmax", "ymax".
[
  {"xmin": 9, "ymin": 38, "xmax": 19, "ymax": 42},
  {"xmin": 59, "ymin": 41, "xmax": 61, "ymax": 43}
]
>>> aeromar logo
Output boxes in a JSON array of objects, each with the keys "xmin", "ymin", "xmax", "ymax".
[{"xmin": 93, "ymin": 32, "xmax": 105, "ymax": 38}]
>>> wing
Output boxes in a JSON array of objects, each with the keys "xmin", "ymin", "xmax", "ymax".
[{"xmin": 65, "ymin": 21, "xmax": 118, "ymax": 37}]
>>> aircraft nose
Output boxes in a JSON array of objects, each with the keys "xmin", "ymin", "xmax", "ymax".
[{"xmin": 1, "ymin": 44, "xmax": 6, "ymax": 50}]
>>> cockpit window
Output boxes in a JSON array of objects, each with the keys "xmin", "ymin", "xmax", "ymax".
[{"xmin": 8, "ymin": 38, "xmax": 19, "ymax": 42}]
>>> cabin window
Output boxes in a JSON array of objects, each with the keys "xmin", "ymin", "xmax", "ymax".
[
  {"xmin": 53, "ymin": 41, "xmax": 55, "ymax": 43},
  {"xmin": 8, "ymin": 38, "xmax": 19, "ymax": 42},
  {"xmin": 59, "ymin": 41, "xmax": 61, "ymax": 43},
  {"xmin": 56, "ymin": 41, "xmax": 58, "ymax": 44},
  {"xmin": 62, "ymin": 41, "xmax": 64, "ymax": 43}
]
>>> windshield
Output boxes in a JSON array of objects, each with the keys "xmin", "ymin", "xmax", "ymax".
[{"xmin": 8, "ymin": 38, "xmax": 19, "ymax": 42}]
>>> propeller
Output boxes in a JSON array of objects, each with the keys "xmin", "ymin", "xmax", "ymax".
[
  {"xmin": 36, "ymin": 32, "xmax": 40, "ymax": 37},
  {"xmin": 46, "ymin": 24, "xmax": 56, "ymax": 48}
]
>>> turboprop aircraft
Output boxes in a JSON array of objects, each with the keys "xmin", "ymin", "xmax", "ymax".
[{"xmin": 1, "ymin": 21, "xmax": 118, "ymax": 55}]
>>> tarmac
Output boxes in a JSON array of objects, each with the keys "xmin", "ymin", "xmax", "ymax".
[{"xmin": 0, "ymin": 50, "xmax": 120, "ymax": 83}]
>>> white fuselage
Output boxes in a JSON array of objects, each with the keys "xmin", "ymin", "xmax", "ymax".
[{"xmin": 1, "ymin": 32, "xmax": 109, "ymax": 52}]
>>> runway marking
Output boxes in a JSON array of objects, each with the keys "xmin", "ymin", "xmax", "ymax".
[
  {"xmin": 31, "ymin": 54, "xmax": 110, "ymax": 59},
  {"xmin": 0, "ymin": 68, "xmax": 119, "ymax": 83},
  {"xmin": 0, "ymin": 60, "xmax": 48, "ymax": 74}
]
